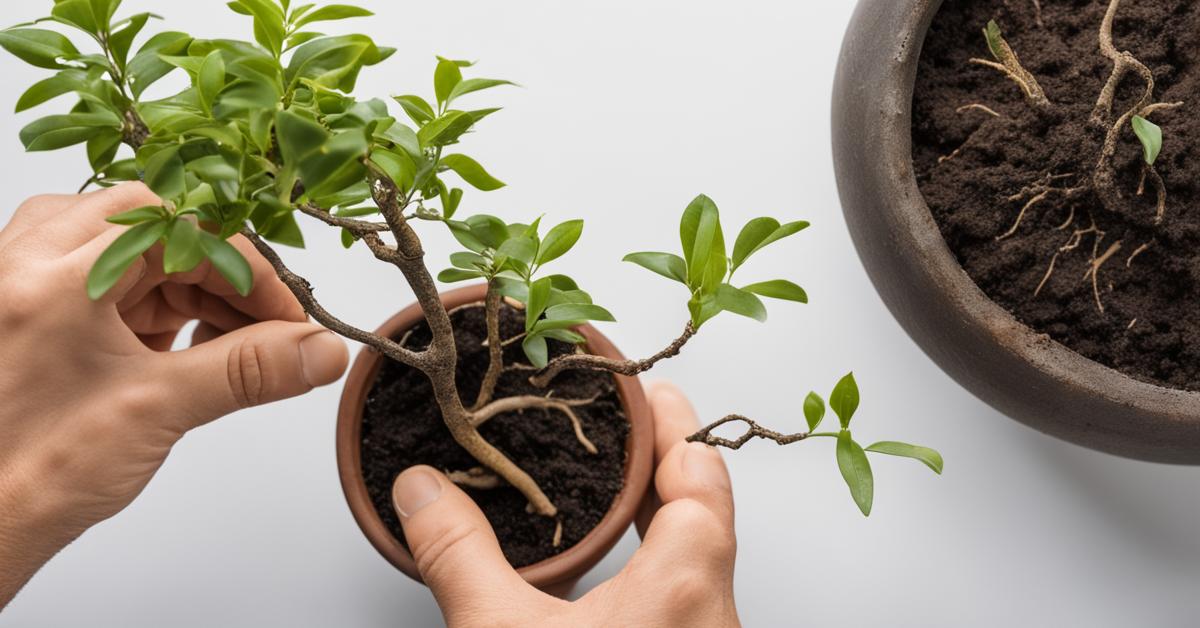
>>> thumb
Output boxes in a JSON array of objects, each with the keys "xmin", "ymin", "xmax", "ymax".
[
  {"xmin": 392, "ymin": 466, "xmax": 537, "ymax": 621},
  {"xmin": 165, "ymin": 321, "xmax": 349, "ymax": 427}
]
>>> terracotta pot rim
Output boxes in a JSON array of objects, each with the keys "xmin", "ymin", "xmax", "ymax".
[
  {"xmin": 832, "ymin": 0, "xmax": 1200, "ymax": 463},
  {"xmin": 335, "ymin": 283, "xmax": 654, "ymax": 589}
]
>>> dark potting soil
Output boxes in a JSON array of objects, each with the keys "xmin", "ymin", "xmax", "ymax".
[
  {"xmin": 912, "ymin": 0, "xmax": 1200, "ymax": 390},
  {"xmin": 359, "ymin": 303, "xmax": 628, "ymax": 568}
]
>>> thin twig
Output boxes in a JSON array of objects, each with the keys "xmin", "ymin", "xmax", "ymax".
[
  {"xmin": 531, "ymin": 322, "xmax": 697, "ymax": 387},
  {"xmin": 686, "ymin": 415, "xmax": 814, "ymax": 450}
]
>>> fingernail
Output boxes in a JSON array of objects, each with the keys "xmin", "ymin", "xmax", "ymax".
[
  {"xmin": 683, "ymin": 442, "xmax": 731, "ymax": 490},
  {"xmin": 393, "ymin": 468, "xmax": 444, "ymax": 518},
  {"xmin": 299, "ymin": 331, "xmax": 345, "ymax": 387}
]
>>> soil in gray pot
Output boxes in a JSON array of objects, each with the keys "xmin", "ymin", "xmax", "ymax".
[
  {"xmin": 912, "ymin": 0, "xmax": 1200, "ymax": 390},
  {"xmin": 360, "ymin": 304, "xmax": 628, "ymax": 567}
]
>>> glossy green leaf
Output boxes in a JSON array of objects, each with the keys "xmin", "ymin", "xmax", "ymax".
[
  {"xmin": 51, "ymin": 0, "xmax": 102, "ymax": 36},
  {"xmin": 830, "ymin": 372, "xmax": 860, "ymax": 428},
  {"xmin": 128, "ymin": 31, "xmax": 193, "ymax": 97},
  {"xmin": 19, "ymin": 112, "xmax": 122, "ymax": 151},
  {"xmin": 163, "ymin": 219, "xmax": 205, "ymax": 274},
  {"xmin": 15, "ymin": 71, "xmax": 85, "ymax": 113},
  {"xmin": 275, "ymin": 109, "xmax": 329, "ymax": 163},
  {"xmin": 732, "ymin": 217, "xmax": 779, "ymax": 270},
  {"xmin": 544, "ymin": 303, "xmax": 615, "ymax": 323},
  {"xmin": 541, "ymin": 329, "xmax": 586, "ymax": 345},
  {"xmin": 742, "ymin": 279, "xmax": 808, "ymax": 303},
  {"xmin": 434, "ymin": 56, "xmax": 463, "ymax": 106},
  {"xmin": 866, "ymin": 442, "xmax": 944, "ymax": 475},
  {"xmin": 623, "ymin": 252, "xmax": 687, "ymax": 284},
  {"xmin": 496, "ymin": 236, "xmax": 537, "ymax": 267},
  {"xmin": 526, "ymin": 276, "xmax": 552, "ymax": 331},
  {"xmin": 837, "ymin": 431, "xmax": 874, "ymax": 517},
  {"xmin": 107, "ymin": 205, "xmax": 166, "ymax": 226},
  {"xmin": 108, "ymin": 12, "xmax": 154, "ymax": 69},
  {"xmin": 537, "ymin": 220, "xmax": 583, "ymax": 265},
  {"xmin": 522, "ymin": 333, "xmax": 549, "ymax": 368},
  {"xmin": 438, "ymin": 268, "xmax": 485, "ymax": 283},
  {"xmin": 714, "ymin": 284, "xmax": 767, "ymax": 322},
  {"xmin": 370, "ymin": 148, "xmax": 416, "ymax": 191},
  {"xmin": 679, "ymin": 194, "xmax": 721, "ymax": 290},
  {"xmin": 441, "ymin": 153, "xmax": 504, "ymax": 191},
  {"xmin": 450, "ymin": 251, "xmax": 489, "ymax": 271},
  {"xmin": 198, "ymin": 51, "xmax": 226, "ymax": 115},
  {"xmin": 1131, "ymin": 115, "xmax": 1162, "ymax": 166},
  {"xmin": 87, "ymin": 220, "xmax": 168, "ymax": 300},
  {"xmin": 447, "ymin": 78, "xmax": 515, "ymax": 104},
  {"xmin": 418, "ymin": 110, "xmax": 474, "ymax": 148},
  {"xmin": 293, "ymin": 4, "xmax": 372, "ymax": 28},
  {"xmin": 803, "ymin": 392, "xmax": 825, "ymax": 432},
  {"xmin": 143, "ymin": 146, "xmax": 186, "ymax": 200},
  {"xmin": 0, "ymin": 29, "xmax": 82, "ymax": 70},
  {"xmin": 198, "ymin": 231, "xmax": 253, "ymax": 296},
  {"xmin": 392, "ymin": 94, "xmax": 435, "ymax": 125}
]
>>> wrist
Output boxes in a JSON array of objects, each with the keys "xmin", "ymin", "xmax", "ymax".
[{"xmin": 0, "ymin": 465, "xmax": 78, "ymax": 609}]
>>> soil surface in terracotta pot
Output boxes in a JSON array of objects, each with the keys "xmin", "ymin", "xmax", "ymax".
[
  {"xmin": 359, "ymin": 303, "xmax": 628, "ymax": 567},
  {"xmin": 912, "ymin": 0, "xmax": 1200, "ymax": 390}
]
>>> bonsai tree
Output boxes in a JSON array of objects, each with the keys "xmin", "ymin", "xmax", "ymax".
[{"xmin": 1, "ymin": 0, "xmax": 941, "ymax": 528}]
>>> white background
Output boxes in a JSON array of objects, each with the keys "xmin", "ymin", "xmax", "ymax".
[{"xmin": 2, "ymin": 1, "xmax": 1199, "ymax": 626}]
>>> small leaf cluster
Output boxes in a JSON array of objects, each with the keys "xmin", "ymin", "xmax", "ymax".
[
  {"xmin": 438, "ymin": 214, "xmax": 613, "ymax": 368},
  {"xmin": 624, "ymin": 194, "xmax": 809, "ymax": 329},
  {"xmin": 803, "ymin": 373, "xmax": 943, "ymax": 516}
]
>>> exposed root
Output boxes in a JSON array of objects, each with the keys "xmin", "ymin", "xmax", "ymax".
[
  {"xmin": 1032, "ymin": 0, "xmax": 1045, "ymax": 28},
  {"xmin": 997, "ymin": 173, "xmax": 1085, "ymax": 240},
  {"xmin": 1126, "ymin": 241, "xmax": 1151, "ymax": 267},
  {"xmin": 1035, "ymin": 216, "xmax": 1102, "ymax": 298},
  {"xmin": 472, "ymin": 395, "xmax": 600, "ymax": 454},
  {"xmin": 957, "ymin": 103, "xmax": 1003, "ymax": 117},
  {"xmin": 1092, "ymin": 0, "xmax": 1155, "ymax": 126},
  {"xmin": 1127, "ymin": 318, "xmax": 1138, "ymax": 330},
  {"xmin": 939, "ymin": 147, "xmax": 964, "ymax": 165},
  {"xmin": 471, "ymin": 285, "xmax": 505, "ymax": 411},
  {"xmin": 552, "ymin": 519, "xmax": 563, "ymax": 548},
  {"xmin": 448, "ymin": 467, "xmax": 505, "ymax": 490},
  {"xmin": 971, "ymin": 20, "xmax": 1051, "ymax": 109}
]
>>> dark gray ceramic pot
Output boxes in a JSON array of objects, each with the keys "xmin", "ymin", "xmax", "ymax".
[{"xmin": 831, "ymin": 0, "xmax": 1200, "ymax": 463}]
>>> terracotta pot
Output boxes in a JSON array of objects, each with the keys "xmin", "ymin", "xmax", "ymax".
[
  {"xmin": 831, "ymin": 0, "xmax": 1200, "ymax": 463},
  {"xmin": 336, "ymin": 284, "xmax": 654, "ymax": 593}
]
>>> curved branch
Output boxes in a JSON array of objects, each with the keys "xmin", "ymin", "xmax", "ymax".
[
  {"xmin": 686, "ymin": 415, "xmax": 812, "ymax": 450},
  {"xmin": 471, "ymin": 284, "xmax": 504, "ymax": 410},
  {"xmin": 241, "ymin": 229, "xmax": 425, "ymax": 369},
  {"xmin": 296, "ymin": 202, "xmax": 389, "ymax": 234},
  {"xmin": 531, "ymin": 322, "xmax": 696, "ymax": 387}
]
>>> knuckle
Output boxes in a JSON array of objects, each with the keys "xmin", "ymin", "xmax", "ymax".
[
  {"xmin": 0, "ymin": 267, "xmax": 52, "ymax": 327},
  {"xmin": 15, "ymin": 194, "xmax": 61, "ymax": 217},
  {"xmin": 412, "ymin": 522, "xmax": 476, "ymax": 583},
  {"xmin": 662, "ymin": 572, "xmax": 712, "ymax": 610},
  {"xmin": 661, "ymin": 499, "xmax": 737, "ymax": 560},
  {"xmin": 227, "ymin": 340, "xmax": 265, "ymax": 408},
  {"xmin": 111, "ymin": 382, "xmax": 168, "ymax": 419}
]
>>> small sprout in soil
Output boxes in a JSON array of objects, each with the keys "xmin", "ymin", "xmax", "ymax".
[
  {"xmin": 971, "ymin": 20, "xmax": 1049, "ymax": 109},
  {"xmin": 1131, "ymin": 115, "xmax": 1162, "ymax": 166},
  {"xmin": 1, "ymin": 0, "xmax": 943, "ymax": 529},
  {"xmin": 687, "ymin": 373, "xmax": 943, "ymax": 517}
]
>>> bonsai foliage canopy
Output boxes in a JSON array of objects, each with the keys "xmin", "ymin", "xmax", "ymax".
[{"xmin": 2, "ymin": 0, "xmax": 942, "ymax": 519}]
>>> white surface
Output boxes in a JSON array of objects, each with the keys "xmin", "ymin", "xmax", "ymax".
[{"xmin": 2, "ymin": 1, "xmax": 1199, "ymax": 626}]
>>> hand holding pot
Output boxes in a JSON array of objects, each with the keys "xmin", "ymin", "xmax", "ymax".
[
  {"xmin": 0, "ymin": 183, "xmax": 350, "ymax": 608},
  {"xmin": 392, "ymin": 382, "xmax": 741, "ymax": 628}
]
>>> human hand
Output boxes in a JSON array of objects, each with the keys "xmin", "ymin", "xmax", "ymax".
[
  {"xmin": 390, "ymin": 381, "xmax": 740, "ymax": 627},
  {"xmin": 0, "ymin": 184, "xmax": 349, "ymax": 607}
]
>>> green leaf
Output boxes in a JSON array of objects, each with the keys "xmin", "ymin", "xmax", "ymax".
[
  {"xmin": 522, "ymin": 333, "xmax": 549, "ymax": 368},
  {"xmin": 837, "ymin": 431, "xmax": 874, "ymax": 517},
  {"xmin": 623, "ymin": 251, "xmax": 687, "ymax": 284},
  {"xmin": 687, "ymin": 293, "xmax": 721, "ymax": 329},
  {"xmin": 984, "ymin": 20, "xmax": 1004, "ymax": 60},
  {"xmin": 143, "ymin": 146, "xmax": 186, "ymax": 200},
  {"xmin": 450, "ymin": 251, "xmax": 489, "ymax": 271},
  {"xmin": 542, "ymin": 329, "xmax": 586, "ymax": 345},
  {"xmin": 537, "ymin": 220, "xmax": 584, "ymax": 265},
  {"xmin": 275, "ymin": 109, "xmax": 329, "ymax": 163},
  {"xmin": 679, "ymin": 194, "xmax": 722, "ymax": 291},
  {"xmin": 830, "ymin": 372, "xmax": 860, "ymax": 428},
  {"xmin": 292, "ymin": 4, "xmax": 372, "ymax": 28},
  {"xmin": 128, "ymin": 31, "xmax": 193, "ymax": 97},
  {"xmin": 163, "ymin": 219, "xmax": 205, "ymax": 274},
  {"xmin": 526, "ymin": 276, "xmax": 552, "ymax": 331},
  {"xmin": 0, "ymin": 29, "xmax": 82, "ymax": 70},
  {"xmin": 742, "ymin": 279, "xmax": 808, "ymax": 303},
  {"xmin": 285, "ymin": 34, "xmax": 388, "ymax": 92},
  {"xmin": 447, "ymin": 78, "xmax": 515, "ymax": 104},
  {"xmin": 438, "ymin": 268, "xmax": 485, "ymax": 283},
  {"xmin": 15, "ymin": 71, "xmax": 85, "ymax": 113},
  {"xmin": 392, "ymin": 95, "xmax": 435, "ymax": 125},
  {"xmin": 370, "ymin": 148, "xmax": 416, "ymax": 191},
  {"xmin": 544, "ymin": 303, "xmax": 615, "ymax": 323},
  {"xmin": 198, "ymin": 51, "xmax": 226, "ymax": 116},
  {"xmin": 233, "ymin": 0, "xmax": 285, "ymax": 55},
  {"xmin": 87, "ymin": 220, "xmax": 168, "ymax": 300},
  {"xmin": 803, "ymin": 392, "xmax": 825, "ymax": 432},
  {"xmin": 496, "ymin": 236, "xmax": 537, "ymax": 267},
  {"xmin": 418, "ymin": 110, "xmax": 474, "ymax": 148},
  {"xmin": 51, "ymin": 0, "xmax": 102, "ymax": 36},
  {"xmin": 107, "ymin": 205, "xmax": 166, "ymax": 226},
  {"xmin": 733, "ymin": 220, "xmax": 810, "ymax": 270},
  {"xmin": 434, "ymin": 56, "xmax": 463, "ymax": 107},
  {"xmin": 19, "ymin": 112, "xmax": 122, "ymax": 151},
  {"xmin": 866, "ymin": 442, "xmax": 944, "ymax": 475},
  {"xmin": 198, "ymin": 231, "xmax": 253, "ymax": 296},
  {"xmin": 87, "ymin": 131, "xmax": 122, "ymax": 171},
  {"xmin": 1131, "ymin": 115, "xmax": 1162, "ymax": 166},
  {"xmin": 108, "ymin": 12, "xmax": 154, "ymax": 69},
  {"xmin": 300, "ymin": 131, "xmax": 369, "ymax": 199},
  {"xmin": 714, "ymin": 284, "xmax": 767, "ymax": 322},
  {"xmin": 465, "ymin": 214, "xmax": 510, "ymax": 249},
  {"xmin": 440, "ymin": 153, "xmax": 504, "ymax": 191}
]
